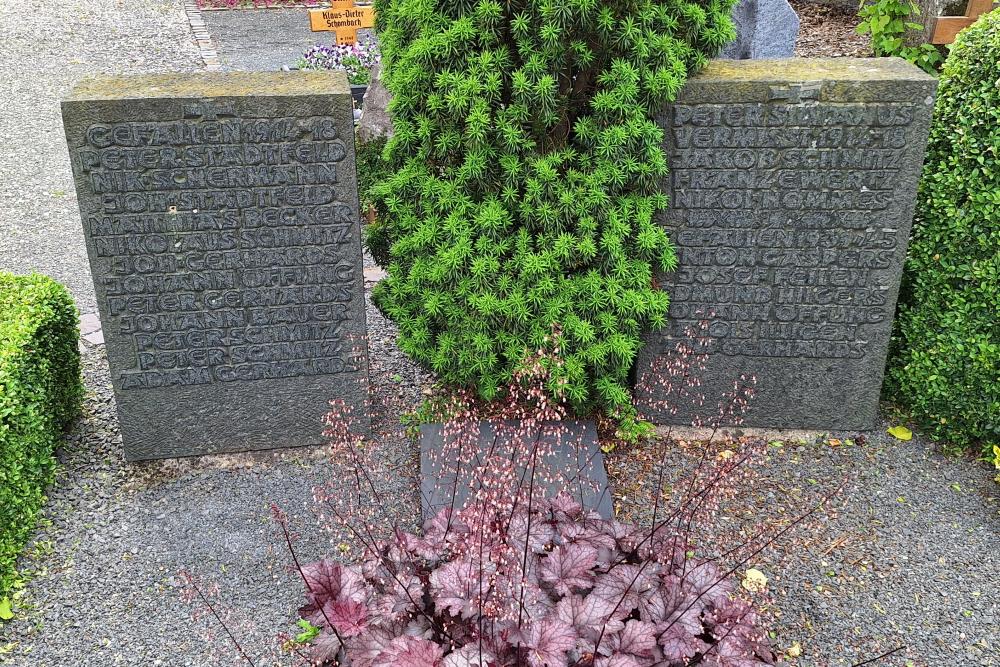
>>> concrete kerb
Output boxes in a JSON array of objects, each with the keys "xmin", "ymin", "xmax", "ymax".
[
  {"xmin": 656, "ymin": 425, "xmax": 832, "ymax": 444},
  {"xmin": 184, "ymin": 1, "xmax": 222, "ymax": 71}
]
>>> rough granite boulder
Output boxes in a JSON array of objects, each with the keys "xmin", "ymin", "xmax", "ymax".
[
  {"xmin": 722, "ymin": 0, "xmax": 800, "ymax": 59},
  {"xmin": 357, "ymin": 64, "xmax": 393, "ymax": 143}
]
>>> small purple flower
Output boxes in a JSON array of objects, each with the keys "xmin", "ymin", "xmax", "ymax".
[{"xmin": 297, "ymin": 34, "xmax": 381, "ymax": 85}]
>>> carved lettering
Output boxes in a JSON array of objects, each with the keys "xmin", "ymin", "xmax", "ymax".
[
  {"xmin": 661, "ymin": 102, "xmax": 919, "ymax": 359},
  {"xmin": 77, "ymin": 112, "xmax": 362, "ymax": 389}
]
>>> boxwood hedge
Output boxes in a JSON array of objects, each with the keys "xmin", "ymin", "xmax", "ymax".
[
  {"xmin": 888, "ymin": 10, "xmax": 1000, "ymax": 456},
  {"xmin": 0, "ymin": 273, "xmax": 82, "ymax": 595}
]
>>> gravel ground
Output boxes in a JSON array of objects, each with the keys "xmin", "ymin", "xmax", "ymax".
[
  {"xmin": 0, "ymin": 0, "xmax": 202, "ymax": 316},
  {"xmin": 3, "ymin": 3, "xmax": 997, "ymax": 667},
  {"xmin": 606, "ymin": 424, "xmax": 1000, "ymax": 667},
  {"xmin": 198, "ymin": 1, "xmax": 874, "ymax": 70},
  {"xmin": 792, "ymin": 0, "xmax": 873, "ymax": 58}
]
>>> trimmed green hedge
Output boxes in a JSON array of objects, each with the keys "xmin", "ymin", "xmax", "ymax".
[
  {"xmin": 0, "ymin": 273, "xmax": 82, "ymax": 595},
  {"xmin": 889, "ymin": 9, "xmax": 1000, "ymax": 456}
]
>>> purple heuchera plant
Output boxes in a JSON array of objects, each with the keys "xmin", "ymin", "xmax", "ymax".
[
  {"xmin": 184, "ymin": 329, "xmax": 842, "ymax": 666},
  {"xmin": 281, "ymin": 330, "xmax": 779, "ymax": 666},
  {"xmin": 294, "ymin": 491, "xmax": 776, "ymax": 667}
]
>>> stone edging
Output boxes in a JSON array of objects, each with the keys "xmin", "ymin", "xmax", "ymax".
[
  {"xmin": 183, "ymin": 0, "xmax": 222, "ymax": 71},
  {"xmin": 198, "ymin": 3, "xmax": 325, "ymax": 9}
]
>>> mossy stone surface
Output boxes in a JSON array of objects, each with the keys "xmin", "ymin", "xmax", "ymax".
[
  {"xmin": 681, "ymin": 57, "xmax": 937, "ymax": 104},
  {"xmin": 638, "ymin": 58, "xmax": 937, "ymax": 430},
  {"xmin": 64, "ymin": 71, "xmax": 350, "ymax": 101}
]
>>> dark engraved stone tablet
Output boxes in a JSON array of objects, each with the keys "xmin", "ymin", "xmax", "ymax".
[
  {"xmin": 62, "ymin": 72, "xmax": 370, "ymax": 460},
  {"xmin": 636, "ymin": 59, "xmax": 937, "ymax": 430},
  {"xmin": 419, "ymin": 420, "xmax": 613, "ymax": 522}
]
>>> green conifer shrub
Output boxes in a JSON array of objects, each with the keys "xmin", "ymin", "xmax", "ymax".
[
  {"xmin": 889, "ymin": 9, "xmax": 1000, "ymax": 456},
  {"xmin": 366, "ymin": 0, "xmax": 736, "ymax": 418},
  {"xmin": 356, "ymin": 135, "xmax": 392, "ymax": 214},
  {"xmin": 0, "ymin": 273, "xmax": 82, "ymax": 596}
]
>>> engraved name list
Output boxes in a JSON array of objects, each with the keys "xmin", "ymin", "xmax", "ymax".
[
  {"xmin": 63, "ymin": 72, "xmax": 370, "ymax": 459},
  {"xmin": 665, "ymin": 102, "xmax": 909, "ymax": 361},
  {"xmin": 82, "ymin": 108, "xmax": 362, "ymax": 390}
]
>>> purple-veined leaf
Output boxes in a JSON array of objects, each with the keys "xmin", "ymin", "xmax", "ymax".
[
  {"xmin": 346, "ymin": 625, "xmax": 399, "ymax": 667},
  {"xmin": 703, "ymin": 598, "xmax": 775, "ymax": 664},
  {"xmin": 442, "ymin": 644, "xmax": 497, "ymax": 667},
  {"xmin": 508, "ymin": 510, "xmax": 556, "ymax": 554},
  {"xmin": 430, "ymin": 559, "xmax": 478, "ymax": 618},
  {"xmin": 609, "ymin": 620, "xmax": 656, "ymax": 658},
  {"xmin": 539, "ymin": 543, "xmax": 598, "ymax": 596},
  {"xmin": 659, "ymin": 624, "xmax": 708, "ymax": 662},
  {"xmin": 701, "ymin": 632, "xmax": 772, "ymax": 667},
  {"xmin": 371, "ymin": 572, "xmax": 422, "ymax": 620},
  {"xmin": 329, "ymin": 599, "xmax": 369, "ymax": 636},
  {"xmin": 423, "ymin": 508, "xmax": 470, "ymax": 546},
  {"xmin": 509, "ymin": 574, "xmax": 556, "ymax": 621},
  {"xmin": 523, "ymin": 617, "xmax": 576, "ymax": 667},
  {"xmin": 554, "ymin": 593, "xmax": 624, "ymax": 641},
  {"xmin": 683, "ymin": 560, "xmax": 732, "ymax": 605},
  {"xmin": 591, "ymin": 564, "xmax": 658, "ymax": 617},
  {"xmin": 558, "ymin": 521, "xmax": 618, "ymax": 563},
  {"xmin": 310, "ymin": 630, "xmax": 343, "ymax": 664},
  {"xmin": 637, "ymin": 588, "xmax": 669, "ymax": 623},
  {"xmin": 595, "ymin": 654, "xmax": 642, "ymax": 667},
  {"xmin": 547, "ymin": 491, "xmax": 584, "ymax": 519},
  {"xmin": 374, "ymin": 636, "xmax": 446, "ymax": 667},
  {"xmin": 664, "ymin": 602, "xmax": 704, "ymax": 637},
  {"xmin": 300, "ymin": 559, "xmax": 367, "ymax": 605},
  {"xmin": 602, "ymin": 519, "xmax": 640, "ymax": 547}
]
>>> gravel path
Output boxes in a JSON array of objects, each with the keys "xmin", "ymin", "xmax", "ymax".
[
  {"xmin": 1, "ymin": 287, "xmax": 428, "ymax": 666},
  {"xmin": 0, "ymin": 0, "xmax": 202, "ymax": 316},
  {"xmin": 0, "ymin": 4, "xmax": 424, "ymax": 663},
  {"xmin": 607, "ymin": 424, "xmax": 1000, "ymax": 667},
  {"xmin": 201, "ymin": 7, "xmax": 360, "ymax": 71}
]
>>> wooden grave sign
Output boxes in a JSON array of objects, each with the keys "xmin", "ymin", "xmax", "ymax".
[
  {"xmin": 932, "ymin": 0, "xmax": 997, "ymax": 44},
  {"xmin": 309, "ymin": 0, "xmax": 375, "ymax": 45}
]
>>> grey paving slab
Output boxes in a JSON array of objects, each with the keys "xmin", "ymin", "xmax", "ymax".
[
  {"xmin": 202, "ymin": 7, "xmax": 342, "ymax": 71},
  {"xmin": 420, "ymin": 420, "xmax": 614, "ymax": 521}
]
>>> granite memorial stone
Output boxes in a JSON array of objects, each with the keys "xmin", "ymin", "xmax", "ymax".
[
  {"xmin": 721, "ymin": 0, "xmax": 800, "ymax": 59},
  {"xmin": 637, "ymin": 59, "xmax": 937, "ymax": 430},
  {"xmin": 62, "ymin": 72, "xmax": 370, "ymax": 460}
]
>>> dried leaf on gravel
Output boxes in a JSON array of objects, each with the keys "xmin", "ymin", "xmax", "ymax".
[
  {"xmin": 742, "ymin": 568, "xmax": 769, "ymax": 593},
  {"xmin": 887, "ymin": 426, "xmax": 913, "ymax": 441}
]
